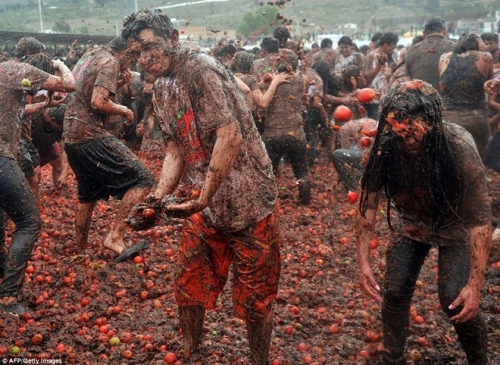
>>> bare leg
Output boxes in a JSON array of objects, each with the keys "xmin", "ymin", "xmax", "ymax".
[
  {"xmin": 247, "ymin": 310, "xmax": 274, "ymax": 365},
  {"xmin": 49, "ymin": 157, "xmax": 63, "ymax": 188},
  {"xmin": 55, "ymin": 144, "xmax": 69, "ymax": 188},
  {"xmin": 75, "ymin": 201, "xmax": 97, "ymax": 250},
  {"xmin": 27, "ymin": 166, "xmax": 41, "ymax": 203},
  {"xmin": 178, "ymin": 305, "xmax": 205, "ymax": 358},
  {"xmin": 103, "ymin": 186, "xmax": 150, "ymax": 254}
]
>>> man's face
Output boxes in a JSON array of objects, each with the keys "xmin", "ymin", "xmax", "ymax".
[
  {"xmin": 338, "ymin": 44, "xmax": 350, "ymax": 57},
  {"xmin": 135, "ymin": 29, "xmax": 179, "ymax": 77},
  {"xmin": 385, "ymin": 113, "xmax": 430, "ymax": 154},
  {"xmin": 382, "ymin": 42, "xmax": 397, "ymax": 54},
  {"xmin": 483, "ymin": 39, "xmax": 498, "ymax": 53}
]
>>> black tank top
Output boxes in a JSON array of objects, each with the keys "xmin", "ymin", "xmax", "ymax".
[{"xmin": 439, "ymin": 53, "xmax": 487, "ymax": 111}]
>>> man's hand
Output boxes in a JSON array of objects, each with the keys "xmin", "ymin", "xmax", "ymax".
[
  {"xmin": 359, "ymin": 264, "xmax": 382, "ymax": 302},
  {"xmin": 164, "ymin": 195, "xmax": 207, "ymax": 219},
  {"xmin": 123, "ymin": 108, "xmax": 135, "ymax": 126},
  {"xmin": 448, "ymin": 284, "xmax": 481, "ymax": 323},
  {"xmin": 135, "ymin": 122, "xmax": 145, "ymax": 137},
  {"xmin": 484, "ymin": 79, "xmax": 500, "ymax": 94}
]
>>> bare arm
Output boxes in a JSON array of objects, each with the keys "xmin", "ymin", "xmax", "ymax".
[
  {"xmin": 355, "ymin": 191, "xmax": 382, "ymax": 302},
  {"xmin": 91, "ymin": 85, "xmax": 134, "ymax": 124},
  {"xmin": 252, "ymin": 72, "xmax": 291, "ymax": 109},
  {"xmin": 40, "ymin": 59, "xmax": 76, "ymax": 93},
  {"xmin": 438, "ymin": 52, "xmax": 451, "ymax": 76},
  {"xmin": 449, "ymin": 224, "xmax": 492, "ymax": 323},
  {"xmin": 154, "ymin": 140, "xmax": 185, "ymax": 199}
]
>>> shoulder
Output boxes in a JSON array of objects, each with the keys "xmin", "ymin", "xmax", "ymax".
[{"xmin": 443, "ymin": 122, "xmax": 477, "ymax": 151}]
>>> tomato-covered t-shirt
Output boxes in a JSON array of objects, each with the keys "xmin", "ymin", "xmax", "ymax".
[{"xmin": 153, "ymin": 50, "xmax": 277, "ymax": 232}]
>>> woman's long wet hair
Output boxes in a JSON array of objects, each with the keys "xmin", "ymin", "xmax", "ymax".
[{"xmin": 359, "ymin": 81, "xmax": 462, "ymax": 231}]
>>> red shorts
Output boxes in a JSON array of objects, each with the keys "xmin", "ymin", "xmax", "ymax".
[{"xmin": 175, "ymin": 212, "xmax": 281, "ymax": 322}]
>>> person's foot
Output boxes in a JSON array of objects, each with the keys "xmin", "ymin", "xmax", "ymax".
[{"xmin": 103, "ymin": 233, "xmax": 127, "ymax": 254}]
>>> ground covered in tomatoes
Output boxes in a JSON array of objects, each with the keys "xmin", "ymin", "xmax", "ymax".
[{"xmin": 0, "ymin": 137, "xmax": 499, "ymax": 365}]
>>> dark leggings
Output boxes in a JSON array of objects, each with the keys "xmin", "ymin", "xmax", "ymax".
[
  {"xmin": 0, "ymin": 157, "xmax": 41, "ymax": 298},
  {"xmin": 381, "ymin": 236, "xmax": 489, "ymax": 365},
  {"xmin": 263, "ymin": 135, "xmax": 310, "ymax": 204}
]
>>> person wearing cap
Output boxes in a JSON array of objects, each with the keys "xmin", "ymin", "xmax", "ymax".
[
  {"xmin": 405, "ymin": 16, "xmax": 455, "ymax": 89},
  {"xmin": 356, "ymin": 80, "xmax": 492, "ymax": 365}
]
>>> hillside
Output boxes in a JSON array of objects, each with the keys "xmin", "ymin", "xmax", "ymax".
[{"xmin": 0, "ymin": 0, "xmax": 495, "ymax": 40}]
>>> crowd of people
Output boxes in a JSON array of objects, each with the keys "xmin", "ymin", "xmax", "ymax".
[{"xmin": 0, "ymin": 10, "xmax": 497, "ymax": 365}]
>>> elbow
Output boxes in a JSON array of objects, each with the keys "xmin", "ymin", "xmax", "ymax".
[{"xmin": 65, "ymin": 82, "xmax": 76, "ymax": 93}]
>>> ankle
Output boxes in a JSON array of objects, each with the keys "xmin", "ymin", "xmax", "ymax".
[{"xmin": 0, "ymin": 296, "xmax": 16, "ymax": 305}]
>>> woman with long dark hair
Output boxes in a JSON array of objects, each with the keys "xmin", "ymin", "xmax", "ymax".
[{"xmin": 356, "ymin": 80, "xmax": 492, "ymax": 365}]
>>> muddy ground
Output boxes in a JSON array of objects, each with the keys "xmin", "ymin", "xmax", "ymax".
[{"xmin": 0, "ymin": 137, "xmax": 499, "ymax": 365}]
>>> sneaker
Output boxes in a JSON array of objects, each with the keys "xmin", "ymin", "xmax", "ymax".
[{"xmin": 0, "ymin": 301, "xmax": 26, "ymax": 316}]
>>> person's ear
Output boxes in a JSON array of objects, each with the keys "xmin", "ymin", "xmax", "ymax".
[{"xmin": 170, "ymin": 29, "xmax": 179, "ymax": 46}]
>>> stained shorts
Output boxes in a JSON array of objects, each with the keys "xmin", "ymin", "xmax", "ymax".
[
  {"xmin": 65, "ymin": 136, "xmax": 154, "ymax": 203},
  {"xmin": 175, "ymin": 212, "xmax": 281, "ymax": 322},
  {"xmin": 18, "ymin": 139, "xmax": 41, "ymax": 178}
]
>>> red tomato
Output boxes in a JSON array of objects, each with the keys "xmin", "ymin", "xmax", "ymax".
[
  {"xmin": 262, "ymin": 72, "xmax": 273, "ymax": 83},
  {"xmin": 361, "ymin": 129, "xmax": 377, "ymax": 137},
  {"xmin": 164, "ymin": 352, "xmax": 177, "ymax": 363},
  {"xmin": 347, "ymin": 191, "xmax": 358, "ymax": 204},
  {"xmin": 356, "ymin": 88, "xmax": 377, "ymax": 103},
  {"xmin": 333, "ymin": 105, "xmax": 352, "ymax": 122},
  {"xmin": 142, "ymin": 208, "xmax": 155, "ymax": 219},
  {"xmin": 360, "ymin": 137, "xmax": 372, "ymax": 149}
]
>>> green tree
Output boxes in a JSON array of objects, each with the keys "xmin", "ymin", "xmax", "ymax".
[
  {"xmin": 236, "ymin": 6, "xmax": 279, "ymax": 37},
  {"xmin": 54, "ymin": 20, "xmax": 71, "ymax": 33}
]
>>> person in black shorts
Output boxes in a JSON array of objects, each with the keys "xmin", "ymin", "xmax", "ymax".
[{"xmin": 63, "ymin": 36, "xmax": 154, "ymax": 261}]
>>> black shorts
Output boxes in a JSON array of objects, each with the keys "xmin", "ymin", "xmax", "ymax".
[
  {"xmin": 65, "ymin": 136, "xmax": 154, "ymax": 203},
  {"xmin": 18, "ymin": 140, "xmax": 41, "ymax": 178}
]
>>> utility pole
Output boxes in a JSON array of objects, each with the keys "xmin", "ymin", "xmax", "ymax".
[{"xmin": 38, "ymin": 0, "xmax": 44, "ymax": 33}]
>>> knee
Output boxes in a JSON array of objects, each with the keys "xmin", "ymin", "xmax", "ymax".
[
  {"xmin": 439, "ymin": 282, "xmax": 463, "ymax": 317},
  {"xmin": 17, "ymin": 213, "xmax": 42, "ymax": 234}
]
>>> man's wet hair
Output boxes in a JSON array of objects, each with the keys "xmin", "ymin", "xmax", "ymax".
[
  {"xmin": 423, "ymin": 16, "xmax": 446, "ymax": 35},
  {"xmin": 260, "ymin": 37, "xmax": 279, "ymax": 54},
  {"xmin": 412, "ymin": 35, "xmax": 424, "ymax": 45},
  {"xmin": 276, "ymin": 48, "xmax": 299, "ymax": 71},
  {"xmin": 273, "ymin": 26, "xmax": 291, "ymax": 47},
  {"xmin": 48, "ymin": 105, "xmax": 67, "ymax": 126},
  {"xmin": 359, "ymin": 80, "xmax": 462, "ymax": 231},
  {"xmin": 14, "ymin": 36, "xmax": 45, "ymax": 59},
  {"xmin": 311, "ymin": 43, "xmax": 319, "ymax": 49},
  {"xmin": 359, "ymin": 45, "xmax": 369, "ymax": 55},
  {"xmin": 371, "ymin": 32, "xmax": 382, "ymax": 43},
  {"xmin": 108, "ymin": 36, "xmax": 129, "ymax": 52},
  {"xmin": 122, "ymin": 8, "xmax": 175, "ymax": 41},
  {"xmin": 320, "ymin": 38, "xmax": 332, "ymax": 49},
  {"xmin": 21, "ymin": 53, "xmax": 53, "ymax": 74},
  {"xmin": 379, "ymin": 32, "xmax": 399, "ymax": 46},
  {"xmin": 231, "ymin": 51, "xmax": 255, "ymax": 74},
  {"xmin": 215, "ymin": 44, "xmax": 237, "ymax": 60},
  {"xmin": 338, "ymin": 36, "xmax": 353, "ymax": 47},
  {"xmin": 454, "ymin": 33, "xmax": 479, "ymax": 54},
  {"xmin": 481, "ymin": 32, "xmax": 499, "ymax": 43}
]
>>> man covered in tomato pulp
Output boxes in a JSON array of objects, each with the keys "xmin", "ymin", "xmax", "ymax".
[
  {"xmin": 122, "ymin": 9, "xmax": 281, "ymax": 365},
  {"xmin": 355, "ymin": 80, "xmax": 492, "ymax": 364}
]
